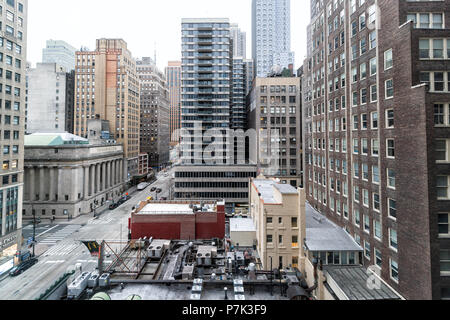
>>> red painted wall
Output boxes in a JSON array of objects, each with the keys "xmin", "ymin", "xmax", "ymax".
[{"xmin": 130, "ymin": 206, "xmax": 225, "ymax": 240}]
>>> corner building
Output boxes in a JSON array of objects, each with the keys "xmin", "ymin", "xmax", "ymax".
[
  {"xmin": 0, "ymin": 0, "xmax": 27, "ymax": 257},
  {"xmin": 303, "ymin": 0, "xmax": 450, "ymax": 300},
  {"xmin": 74, "ymin": 39, "xmax": 140, "ymax": 180}
]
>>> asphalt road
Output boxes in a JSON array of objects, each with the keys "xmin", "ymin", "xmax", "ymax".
[{"xmin": 0, "ymin": 168, "xmax": 174, "ymax": 300}]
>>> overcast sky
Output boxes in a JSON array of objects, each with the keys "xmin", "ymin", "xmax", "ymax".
[{"xmin": 27, "ymin": 0, "xmax": 310, "ymax": 71}]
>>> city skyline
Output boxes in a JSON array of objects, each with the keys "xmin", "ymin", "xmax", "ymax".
[{"xmin": 27, "ymin": 0, "xmax": 310, "ymax": 71}]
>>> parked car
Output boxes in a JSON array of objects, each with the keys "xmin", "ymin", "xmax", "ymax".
[
  {"xmin": 109, "ymin": 203, "xmax": 119, "ymax": 210},
  {"xmin": 150, "ymin": 187, "xmax": 157, "ymax": 192},
  {"xmin": 156, "ymin": 189, "xmax": 162, "ymax": 194},
  {"xmin": 9, "ymin": 258, "xmax": 38, "ymax": 277},
  {"xmin": 160, "ymin": 197, "xmax": 167, "ymax": 201}
]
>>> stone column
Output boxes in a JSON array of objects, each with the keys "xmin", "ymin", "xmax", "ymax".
[
  {"xmin": 84, "ymin": 166, "xmax": 90, "ymax": 199},
  {"xmin": 57, "ymin": 168, "xmax": 64, "ymax": 202},
  {"xmin": 39, "ymin": 166, "xmax": 46, "ymax": 201},
  {"xmin": 29, "ymin": 167, "xmax": 35, "ymax": 201},
  {"xmin": 106, "ymin": 161, "xmax": 111, "ymax": 189},
  {"xmin": 49, "ymin": 167, "xmax": 56, "ymax": 201},
  {"xmin": 112, "ymin": 160, "xmax": 116, "ymax": 186},
  {"xmin": 90, "ymin": 164, "xmax": 95, "ymax": 196},
  {"xmin": 73, "ymin": 167, "xmax": 79, "ymax": 201},
  {"xmin": 16, "ymin": 184, "xmax": 23, "ymax": 247},
  {"xmin": 96, "ymin": 163, "xmax": 101, "ymax": 194},
  {"xmin": 102, "ymin": 162, "xmax": 106, "ymax": 192},
  {"xmin": 1, "ymin": 190, "xmax": 7, "ymax": 236}
]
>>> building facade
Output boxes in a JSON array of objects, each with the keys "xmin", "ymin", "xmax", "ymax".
[
  {"xmin": 249, "ymin": 177, "xmax": 306, "ymax": 270},
  {"xmin": 137, "ymin": 57, "xmax": 170, "ymax": 168},
  {"xmin": 177, "ymin": 18, "xmax": 257, "ymax": 212},
  {"xmin": 165, "ymin": 61, "xmax": 182, "ymax": 145},
  {"xmin": 129, "ymin": 200, "xmax": 226, "ymax": 240},
  {"xmin": 244, "ymin": 59, "xmax": 255, "ymax": 95},
  {"xmin": 303, "ymin": 0, "xmax": 450, "ymax": 300},
  {"xmin": 248, "ymin": 77, "xmax": 303, "ymax": 188},
  {"xmin": 0, "ymin": 0, "xmax": 28, "ymax": 257},
  {"xmin": 23, "ymin": 132, "xmax": 125, "ymax": 220},
  {"xmin": 26, "ymin": 63, "xmax": 74, "ymax": 134},
  {"xmin": 42, "ymin": 39, "xmax": 77, "ymax": 72},
  {"xmin": 230, "ymin": 23, "xmax": 247, "ymax": 59},
  {"xmin": 73, "ymin": 39, "xmax": 140, "ymax": 180},
  {"xmin": 231, "ymin": 57, "xmax": 247, "ymax": 131},
  {"xmin": 252, "ymin": 0, "xmax": 295, "ymax": 77}
]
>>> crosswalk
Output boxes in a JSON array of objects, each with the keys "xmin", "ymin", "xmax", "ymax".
[
  {"xmin": 87, "ymin": 217, "xmax": 115, "ymax": 225},
  {"xmin": 44, "ymin": 243, "xmax": 80, "ymax": 256},
  {"xmin": 38, "ymin": 225, "xmax": 81, "ymax": 245}
]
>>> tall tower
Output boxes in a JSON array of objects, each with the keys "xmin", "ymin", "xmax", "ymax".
[
  {"xmin": 0, "ymin": 0, "xmax": 28, "ymax": 255},
  {"xmin": 74, "ymin": 39, "xmax": 140, "ymax": 180},
  {"xmin": 303, "ymin": 0, "xmax": 450, "ymax": 300},
  {"xmin": 252, "ymin": 0, "xmax": 295, "ymax": 77},
  {"xmin": 165, "ymin": 61, "xmax": 182, "ymax": 145}
]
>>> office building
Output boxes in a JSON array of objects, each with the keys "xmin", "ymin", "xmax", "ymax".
[
  {"xmin": 303, "ymin": 0, "xmax": 450, "ymax": 300},
  {"xmin": 248, "ymin": 77, "xmax": 303, "ymax": 188},
  {"xmin": 252, "ymin": 0, "xmax": 295, "ymax": 77},
  {"xmin": 0, "ymin": 0, "xmax": 28, "ymax": 258},
  {"xmin": 230, "ymin": 23, "xmax": 247, "ymax": 58},
  {"xmin": 176, "ymin": 18, "xmax": 258, "ymax": 212},
  {"xmin": 231, "ymin": 57, "xmax": 247, "ymax": 131},
  {"xmin": 244, "ymin": 59, "xmax": 254, "ymax": 95},
  {"xmin": 165, "ymin": 61, "xmax": 182, "ymax": 145},
  {"xmin": 249, "ymin": 177, "xmax": 305, "ymax": 270},
  {"xmin": 73, "ymin": 39, "xmax": 140, "ymax": 181},
  {"xmin": 137, "ymin": 57, "xmax": 170, "ymax": 168},
  {"xmin": 42, "ymin": 40, "xmax": 77, "ymax": 72},
  {"xmin": 26, "ymin": 63, "xmax": 75, "ymax": 134}
]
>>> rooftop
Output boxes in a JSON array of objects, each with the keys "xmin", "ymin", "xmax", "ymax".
[
  {"xmin": 305, "ymin": 203, "xmax": 362, "ymax": 252},
  {"xmin": 24, "ymin": 133, "xmax": 89, "ymax": 146},
  {"xmin": 135, "ymin": 201, "xmax": 220, "ymax": 215},
  {"xmin": 230, "ymin": 218, "xmax": 256, "ymax": 232},
  {"xmin": 324, "ymin": 266, "xmax": 402, "ymax": 300},
  {"xmin": 252, "ymin": 179, "xmax": 298, "ymax": 204}
]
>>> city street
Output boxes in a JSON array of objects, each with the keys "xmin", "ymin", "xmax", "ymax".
[{"xmin": 0, "ymin": 168, "xmax": 174, "ymax": 300}]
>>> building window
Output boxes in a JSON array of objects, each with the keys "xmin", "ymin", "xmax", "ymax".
[
  {"xmin": 387, "ymin": 139, "xmax": 395, "ymax": 158},
  {"xmin": 437, "ymin": 176, "xmax": 449, "ymax": 199},
  {"xmin": 374, "ymin": 220, "xmax": 382, "ymax": 240},
  {"xmin": 389, "ymin": 228, "xmax": 398, "ymax": 251},
  {"xmin": 373, "ymin": 193, "xmax": 380, "ymax": 212},
  {"xmin": 384, "ymin": 48, "xmax": 393, "ymax": 69},
  {"xmin": 434, "ymin": 103, "xmax": 450, "ymax": 126},
  {"xmin": 387, "ymin": 168, "xmax": 396, "ymax": 189},
  {"xmin": 388, "ymin": 199, "xmax": 397, "ymax": 220},
  {"xmin": 439, "ymin": 213, "xmax": 450, "ymax": 238},
  {"xmin": 440, "ymin": 250, "xmax": 450, "ymax": 275},
  {"xmin": 267, "ymin": 235, "xmax": 273, "ymax": 243},
  {"xmin": 390, "ymin": 259, "xmax": 399, "ymax": 282},
  {"xmin": 385, "ymin": 79, "xmax": 394, "ymax": 98},
  {"xmin": 436, "ymin": 139, "xmax": 449, "ymax": 162},
  {"xmin": 386, "ymin": 109, "xmax": 394, "ymax": 128},
  {"xmin": 375, "ymin": 248, "xmax": 382, "ymax": 268},
  {"xmin": 364, "ymin": 241, "xmax": 371, "ymax": 260}
]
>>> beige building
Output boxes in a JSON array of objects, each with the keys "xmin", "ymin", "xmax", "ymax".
[
  {"xmin": 247, "ymin": 77, "xmax": 303, "ymax": 188},
  {"xmin": 73, "ymin": 39, "xmax": 140, "ymax": 179},
  {"xmin": 249, "ymin": 177, "xmax": 306, "ymax": 270}
]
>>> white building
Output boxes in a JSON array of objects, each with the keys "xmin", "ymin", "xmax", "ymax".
[
  {"xmin": 42, "ymin": 40, "xmax": 77, "ymax": 72},
  {"xmin": 252, "ymin": 0, "xmax": 295, "ymax": 77}
]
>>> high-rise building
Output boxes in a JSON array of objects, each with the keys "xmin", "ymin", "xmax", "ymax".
[
  {"xmin": 252, "ymin": 0, "xmax": 295, "ymax": 77},
  {"xmin": 175, "ymin": 18, "xmax": 257, "ymax": 213},
  {"xmin": 73, "ymin": 39, "xmax": 140, "ymax": 181},
  {"xmin": 165, "ymin": 61, "xmax": 182, "ymax": 145},
  {"xmin": 231, "ymin": 57, "xmax": 247, "ymax": 131},
  {"xmin": 0, "ymin": 0, "xmax": 28, "ymax": 257},
  {"xmin": 244, "ymin": 58, "xmax": 254, "ymax": 95},
  {"xmin": 303, "ymin": 0, "xmax": 450, "ymax": 300},
  {"xmin": 26, "ymin": 63, "xmax": 75, "ymax": 134},
  {"xmin": 248, "ymin": 77, "xmax": 303, "ymax": 188},
  {"xmin": 42, "ymin": 40, "xmax": 77, "ymax": 72},
  {"xmin": 230, "ymin": 23, "xmax": 247, "ymax": 58},
  {"xmin": 137, "ymin": 57, "xmax": 170, "ymax": 169}
]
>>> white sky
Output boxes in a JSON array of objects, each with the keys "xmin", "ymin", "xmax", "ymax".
[{"xmin": 27, "ymin": 0, "xmax": 310, "ymax": 71}]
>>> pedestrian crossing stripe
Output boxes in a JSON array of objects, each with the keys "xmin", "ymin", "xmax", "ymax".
[{"xmin": 44, "ymin": 243, "xmax": 79, "ymax": 256}]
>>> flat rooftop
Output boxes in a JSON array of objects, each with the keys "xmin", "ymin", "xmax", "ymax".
[
  {"xmin": 252, "ymin": 179, "xmax": 298, "ymax": 204},
  {"xmin": 305, "ymin": 203, "xmax": 362, "ymax": 252},
  {"xmin": 324, "ymin": 266, "xmax": 402, "ymax": 300},
  {"xmin": 136, "ymin": 201, "xmax": 218, "ymax": 215},
  {"xmin": 230, "ymin": 218, "xmax": 256, "ymax": 232}
]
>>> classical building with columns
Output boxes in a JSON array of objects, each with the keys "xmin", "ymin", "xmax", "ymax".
[{"xmin": 23, "ymin": 133, "xmax": 126, "ymax": 220}]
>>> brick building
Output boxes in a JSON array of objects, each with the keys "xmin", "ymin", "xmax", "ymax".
[
  {"xmin": 129, "ymin": 200, "xmax": 226, "ymax": 240},
  {"xmin": 303, "ymin": 0, "xmax": 450, "ymax": 300}
]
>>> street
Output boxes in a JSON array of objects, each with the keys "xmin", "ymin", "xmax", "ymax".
[{"xmin": 0, "ymin": 168, "xmax": 174, "ymax": 300}]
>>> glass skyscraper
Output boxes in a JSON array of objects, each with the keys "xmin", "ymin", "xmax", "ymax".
[{"xmin": 252, "ymin": 0, "xmax": 295, "ymax": 77}]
